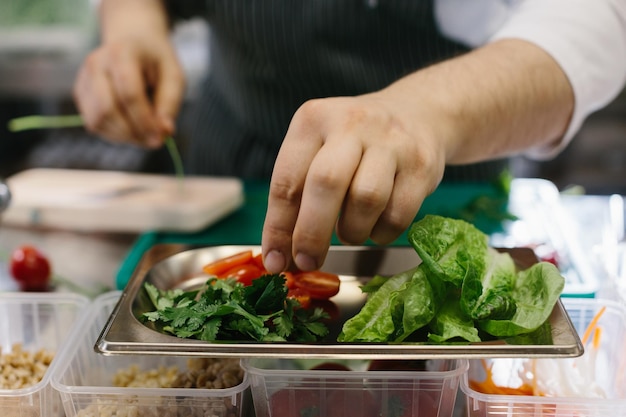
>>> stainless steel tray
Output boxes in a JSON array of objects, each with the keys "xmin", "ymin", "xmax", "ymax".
[{"xmin": 96, "ymin": 244, "xmax": 584, "ymax": 359}]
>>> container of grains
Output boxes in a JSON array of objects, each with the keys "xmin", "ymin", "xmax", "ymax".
[
  {"xmin": 0, "ymin": 291, "xmax": 89, "ymax": 417},
  {"xmin": 51, "ymin": 291, "xmax": 252, "ymax": 417}
]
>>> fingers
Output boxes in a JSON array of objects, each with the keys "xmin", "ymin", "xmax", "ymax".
[
  {"xmin": 74, "ymin": 49, "xmax": 142, "ymax": 145},
  {"xmin": 106, "ymin": 46, "xmax": 162, "ymax": 147},
  {"xmin": 263, "ymin": 96, "xmax": 445, "ymax": 274},
  {"xmin": 262, "ymin": 106, "xmax": 326, "ymax": 273},
  {"xmin": 73, "ymin": 42, "xmax": 185, "ymax": 148},
  {"xmin": 153, "ymin": 52, "xmax": 186, "ymax": 137},
  {"xmin": 335, "ymin": 147, "xmax": 396, "ymax": 245}
]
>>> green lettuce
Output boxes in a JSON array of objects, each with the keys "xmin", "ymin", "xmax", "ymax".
[{"xmin": 338, "ymin": 215, "xmax": 565, "ymax": 344}]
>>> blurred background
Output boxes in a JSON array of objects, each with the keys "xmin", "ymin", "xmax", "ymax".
[{"xmin": 1, "ymin": 0, "xmax": 625, "ymax": 195}]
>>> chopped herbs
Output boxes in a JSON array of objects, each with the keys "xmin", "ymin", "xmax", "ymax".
[{"xmin": 142, "ymin": 274, "xmax": 329, "ymax": 342}]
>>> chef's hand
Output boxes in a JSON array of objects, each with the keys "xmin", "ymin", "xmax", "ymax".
[
  {"xmin": 73, "ymin": 0, "xmax": 185, "ymax": 148},
  {"xmin": 261, "ymin": 93, "xmax": 448, "ymax": 273}
]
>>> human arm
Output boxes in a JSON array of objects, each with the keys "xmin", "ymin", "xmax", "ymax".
[
  {"xmin": 262, "ymin": 0, "xmax": 626, "ymax": 274},
  {"xmin": 73, "ymin": 0, "xmax": 185, "ymax": 148},
  {"xmin": 261, "ymin": 37, "xmax": 575, "ymax": 273}
]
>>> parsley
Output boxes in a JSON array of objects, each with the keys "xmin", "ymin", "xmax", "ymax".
[{"xmin": 142, "ymin": 274, "xmax": 330, "ymax": 342}]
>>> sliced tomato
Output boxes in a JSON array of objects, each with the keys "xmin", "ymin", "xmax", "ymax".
[
  {"xmin": 293, "ymin": 270, "xmax": 341, "ymax": 299},
  {"xmin": 202, "ymin": 250, "xmax": 253, "ymax": 276},
  {"xmin": 281, "ymin": 271, "xmax": 296, "ymax": 289},
  {"xmin": 251, "ymin": 253, "xmax": 266, "ymax": 270},
  {"xmin": 287, "ymin": 287, "xmax": 312, "ymax": 309},
  {"xmin": 220, "ymin": 263, "xmax": 264, "ymax": 286}
]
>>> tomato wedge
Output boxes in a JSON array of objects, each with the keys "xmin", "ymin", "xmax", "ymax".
[
  {"xmin": 202, "ymin": 251, "xmax": 253, "ymax": 276},
  {"xmin": 287, "ymin": 287, "xmax": 312, "ymax": 309},
  {"xmin": 281, "ymin": 271, "xmax": 296, "ymax": 289},
  {"xmin": 221, "ymin": 263, "xmax": 264, "ymax": 286},
  {"xmin": 251, "ymin": 253, "xmax": 266, "ymax": 270},
  {"xmin": 293, "ymin": 271, "xmax": 340, "ymax": 299}
]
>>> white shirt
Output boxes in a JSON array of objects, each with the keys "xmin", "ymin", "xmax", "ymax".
[{"xmin": 435, "ymin": 0, "xmax": 626, "ymax": 159}]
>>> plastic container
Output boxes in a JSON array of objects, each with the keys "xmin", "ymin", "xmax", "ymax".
[
  {"xmin": 51, "ymin": 291, "xmax": 252, "ymax": 417},
  {"xmin": 243, "ymin": 357, "xmax": 468, "ymax": 417},
  {"xmin": 0, "ymin": 291, "xmax": 89, "ymax": 417},
  {"xmin": 461, "ymin": 298, "xmax": 626, "ymax": 417}
]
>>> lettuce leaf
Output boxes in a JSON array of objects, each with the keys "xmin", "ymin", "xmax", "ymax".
[
  {"xmin": 478, "ymin": 262, "xmax": 565, "ymax": 336},
  {"xmin": 338, "ymin": 215, "xmax": 565, "ymax": 344},
  {"xmin": 460, "ymin": 247, "xmax": 517, "ymax": 320},
  {"xmin": 337, "ymin": 267, "xmax": 418, "ymax": 342}
]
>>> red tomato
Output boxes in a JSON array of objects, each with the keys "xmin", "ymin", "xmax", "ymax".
[
  {"xmin": 270, "ymin": 389, "xmax": 321, "ymax": 417},
  {"xmin": 287, "ymin": 287, "xmax": 312, "ymax": 309},
  {"xmin": 202, "ymin": 251, "xmax": 253, "ymax": 276},
  {"xmin": 220, "ymin": 263, "xmax": 264, "ymax": 286},
  {"xmin": 10, "ymin": 245, "xmax": 51, "ymax": 292},
  {"xmin": 282, "ymin": 271, "xmax": 296, "ymax": 289},
  {"xmin": 293, "ymin": 271, "xmax": 341, "ymax": 299},
  {"xmin": 251, "ymin": 253, "xmax": 266, "ymax": 270}
]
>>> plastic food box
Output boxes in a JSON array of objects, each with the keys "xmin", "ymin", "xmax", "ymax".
[
  {"xmin": 50, "ymin": 291, "xmax": 252, "ymax": 417},
  {"xmin": 0, "ymin": 292, "xmax": 89, "ymax": 417},
  {"xmin": 243, "ymin": 357, "xmax": 468, "ymax": 417},
  {"xmin": 461, "ymin": 298, "xmax": 626, "ymax": 417}
]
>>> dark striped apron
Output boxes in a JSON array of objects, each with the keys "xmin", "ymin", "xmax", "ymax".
[{"xmin": 179, "ymin": 0, "xmax": 508, "ymax": 181}]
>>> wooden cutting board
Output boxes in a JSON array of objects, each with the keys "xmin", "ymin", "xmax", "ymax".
[{"xmin": 2, "ymin": 168, "xmax": 244, "ymax": 233}]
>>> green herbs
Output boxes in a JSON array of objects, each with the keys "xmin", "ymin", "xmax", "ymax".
[
  {"xmin": 338, "ymin": 215, "xmax": 564, "ymax": 344},
  {"xmin": 7, "ymin": 115, "xmax": 185, "ymax": 182},
  {"xmin": 142, "ymin": 274, "xmax": 329, "ymax": 342}
]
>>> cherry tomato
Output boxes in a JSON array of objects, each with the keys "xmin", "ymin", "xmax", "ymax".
[
  {"xmin": 220, "ymin": 263, "xmax": 264, "ymax": 286},
  {"xmin": 293, "ymin": 270, "xmax": 341, "ymax": 299},
  {"xmin": 251, "ymin": 253, "xmax": 266, "ymax": 270},
  {"xmin": 287, "ymin": 287, "xmax": 312, "ymax": 309},
  {"xmin": 281, "ymin": 271, "xmax": 296, "ymax": 289},
  {"xmin": 270, "ymin": 389, "xmax": 321, "ymax": 417},
  {"xmin": 202, "ymin": 250, "xmax": 253, "ymax": 276},
  {"xmin": 9, "ymin": 245, "xmax": 51, "ymax": 292}
]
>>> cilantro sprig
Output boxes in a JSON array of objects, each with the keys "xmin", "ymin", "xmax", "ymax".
[{"xmin": 142, "ymin": 274, "xmax": 329, "ymax": 342}]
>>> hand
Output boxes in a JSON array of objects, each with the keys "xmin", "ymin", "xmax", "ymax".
[
  {"xmin": 73, "ymin": 0, "xmax": 185, "ymax": 148},
  {"xmin": 261, "ymin": 94, "xmax": 447, "ymax": 273}
]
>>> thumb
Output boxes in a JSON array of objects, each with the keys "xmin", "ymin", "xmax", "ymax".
[{"xmin": 154, "ymin": 59, "xmax": 185, "ymax": 137}]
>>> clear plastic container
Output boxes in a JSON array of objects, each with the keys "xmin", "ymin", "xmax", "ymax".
[
  {"xmin": 51, "ymin": 291, "xmax": 252, "ymax": 417},
  {"xmin": 461, "ymin": 298, "xmax": 626, "ymax": 417},
  {"xmin": 243, "ymin": 357, "xmax": 468, "ymax": 417},
  {"xmin": 0, "ymin": 291, "xmax": 89, "ymax": 417}
]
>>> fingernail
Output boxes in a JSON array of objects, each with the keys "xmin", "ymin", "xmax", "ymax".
[
  {"xmin": 295, "ymin": 252, "xmax": 317, "ymax": 271},
  {"xmin": 264, "ymin": 250, "xmax": 286, "ymax": 273}
]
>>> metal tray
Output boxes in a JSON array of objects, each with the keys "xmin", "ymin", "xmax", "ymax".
[{"xmin": 96, "ymin": 244, "xmax": 583, "ymax": 359}]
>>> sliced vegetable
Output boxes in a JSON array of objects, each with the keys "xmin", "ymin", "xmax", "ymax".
[
  {"xmin": 202, "ymin": 250, "xmax": 253, "ymax": 277},
  {"xmin": 221, "ymin": 263, "xmax": 264, "ymax": 286},
  {"xmin": 293, "ymin": 270, "xmax": 341, "ymax": 299}
]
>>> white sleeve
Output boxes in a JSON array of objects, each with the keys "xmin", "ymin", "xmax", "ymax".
[{"xmin": 435, "ymin": 0, "xmax": 626, "ymax": 160}]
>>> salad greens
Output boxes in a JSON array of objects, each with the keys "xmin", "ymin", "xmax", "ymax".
[
  {"xmin": 338, "ymin": 215, "xmax": 565, "ymax": 344},
  {"xmin": 142, "ymin": 274, "xmax": 329, "ymax": 342}
]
